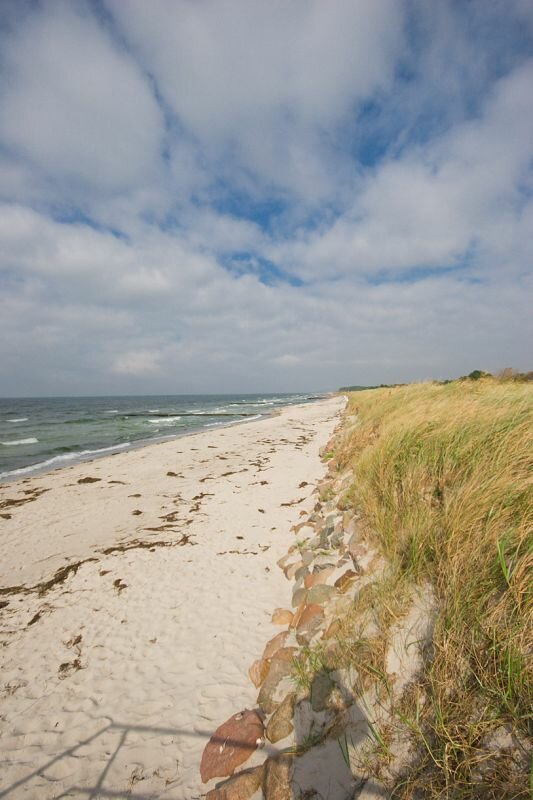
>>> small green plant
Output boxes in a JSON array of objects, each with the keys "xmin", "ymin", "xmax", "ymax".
[{"xmin": 291, "ymin": 645, "xmax": 327, "ymax": 691}]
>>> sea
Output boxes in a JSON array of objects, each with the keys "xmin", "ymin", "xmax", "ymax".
[{"xmin": 0, "ymin": 393, "xmax": 326, "ymax": 483}]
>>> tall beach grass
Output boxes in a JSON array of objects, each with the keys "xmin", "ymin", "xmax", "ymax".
[{"xmin": 333, "ymin": 378, "xmax": 532, "ymax": 797}]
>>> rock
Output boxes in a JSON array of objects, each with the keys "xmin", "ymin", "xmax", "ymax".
[
  {"xmin": 313, "ymin": 554, "xmax": 337, "ymax": 569},
  {"xmin": 276, "ymin": 553, "xmax": 292, "ymax": 570},
  {"xmin": 334, "ymin": 569, "xmax": 358, "ymax": 593},
  {"xmin": 322, "ymin": 619, "xmax": 342, "ymax": 639},
  {"xmin": 290, "ymin": 601, "xmax": 306, "ymax": 629},
  {"xmin": 257, "ymin": 652, "xmax": 296, "ymax": 713},
  {"xmin": 200, "ymin": 710, "xmax": 264, "ymax": 783},
  {"xmin": 330, "ymin": 530, "xmax": 344, "ymax": 548},
  {"xmin": 296, "ymin": 604, "xmax": 325, "ymax": 645},
  {"xmin": 271, "ymin": 608, "xmax": 293, "ymax": 625},
  {"xmin": 311, "ymin": 671, "xmax": 334, "ymax": 712},
  {"xmin": 263, "ymin": 754, "xmax": 293, "ymax": 800},
  {"xmin": 294, "ymin": 564, "xmax": 309, "ymax": 582},
  {"xmin": 262, "ymin": 631, "xmax": 288, "ymax": 660},
  {"xmin": 304, "ymin": 566, "xmax": 334, "ymax": 588},
  {"xmin": 272, "ymin": 646, "xmax": 298, "ymax": 662},
  {"xmin": 306, "ymin": 584, "xmax": 336, "ymax": 605},
  {"xmin": 284, "ymin": 562, "xmax": 300, "ymax": 580},
  {"xmin": 206, "ymin": 765, "xmax": 264, "ymax": 800},
  {"xmin": 292, "ymin": 586, "xmax": 308, "ymax": 607},
  {"xmin": 248, "ymin": 658, "xmax": 269, "ymax": 688},
  {"xmin": 266, "ymin": 692, "xmax": 296, "ymax": 743}
]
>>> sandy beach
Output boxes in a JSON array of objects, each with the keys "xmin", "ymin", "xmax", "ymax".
[{"xmin": 0, "ymin": 396, "xmax": 344, "ymax": 799}]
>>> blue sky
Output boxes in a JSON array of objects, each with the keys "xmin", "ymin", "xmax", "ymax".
[{"xmin": 0, "ymin": 0, "xmax": 532, "ymax": 395}]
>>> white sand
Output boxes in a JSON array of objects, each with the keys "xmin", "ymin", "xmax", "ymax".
[{"xmin": 0, "ymin": 396, "xmax": 344, "ymax": 799}]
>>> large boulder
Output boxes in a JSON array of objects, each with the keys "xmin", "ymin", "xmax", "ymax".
[{"xmin": 200, "ymin": 710, "xmax": 264, "ymax": 783}]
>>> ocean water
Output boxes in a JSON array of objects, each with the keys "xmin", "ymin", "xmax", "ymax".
[{"xmin": 0, "ymin": 393, "xmax": 325, "ymax": 482}]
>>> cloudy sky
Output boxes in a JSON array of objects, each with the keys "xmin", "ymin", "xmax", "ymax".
[{"xmin": 0, "ymin": 0, "xmax": 532, "ymax": 396}]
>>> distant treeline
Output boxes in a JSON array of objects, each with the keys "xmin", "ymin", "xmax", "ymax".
[{"xmin": 339, "ymin": 368, "xmax": 532, "ymax": 392}]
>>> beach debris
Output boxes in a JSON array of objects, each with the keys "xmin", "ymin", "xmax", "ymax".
[
  {"xmin": 99, "ymin": 534, "xmax": 195, "ymax": 555},
  {"xmin": 280, "ymin": 496, "xmax": 306, "ymax": 507},
  {"xmin": 58, "ymin": 658, "xmax": 82, "ymax": 679},
  {"xmin": 77, "ymin": 476, "xmax": 101, "ymax": 484},
  {"xmin": 200, "ymin": 709, "xmax": 264, "ymax": 783},
  {"xmin": 205, "ymin": 765, "xmax": 264, "ymax": 800},
  {"xmin": 0, "ymin": 487, "xmax": 49, "ymax": 509},
  {"xmin": 113, "ymin": 578, "xmax": 127, "ymax": 593}
]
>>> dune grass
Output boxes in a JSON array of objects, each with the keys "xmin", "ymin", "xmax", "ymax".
[{"xmin": 332, "ymin": 378, "xmax": 532, "ymax": 797}]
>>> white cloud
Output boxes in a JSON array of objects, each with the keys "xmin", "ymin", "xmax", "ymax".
[
  {"xmin": 0, "ymin": 1, "xmax": 164, "ymax": 195},
  {"xmin": 267, "ymin": 60, "xmax": 533, "ymax": 279},
  {"xmin": 0, "ymin": 1, "xmax": 531, "ymax": 395},
  {"xmin": 106, "ymin": 0, "xmax": 403, "ymax": 203}
]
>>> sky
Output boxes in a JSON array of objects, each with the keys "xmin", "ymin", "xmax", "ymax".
[{"xmin": 0, "ymin": 0, "xmax": 532, "ymax": 396}]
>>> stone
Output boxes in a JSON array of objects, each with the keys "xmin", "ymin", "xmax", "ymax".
[
  {"xmin": 306, "ymin": 584, "xmax": 336, "ymax": 605},
  {"xmin": 272, "ymin": 647, "xmax": 297, "ymax": 663},
  {"xmin": 206, "ymin": 765, "xmax": 264, "ymax": 800},
  {"xmin": 322, "ymin": 619, "xmax": 342, "ymax": 639},
  {"xmin": 200, "ymin": 710, "xmax": 264, "ymax": 783},
  {"xmin": 330, "ymin": 530, "xmax": 344, "ymax": 548},
  {"xmin": 292, "ymin": 586, "xmax": 308, "ymax": 607},
  {"xmin": 300, "ymin": 549, "xmax": 315, "ymax": 567},
  {"xmin": 248, "ymin": 658, "xmax": 269, "ymax": 688},
  {"xmin": 257, "ymin": 652, "xmax": 296, "ymax": 713},
  {"xmin": 289, "ymin": 601, "xmax": 306, "ymax": 629},
  {"xmin": 263, "ymin": 754, "xmax": 293, "ymax": 800},
  {"xmin": 295, "ymin": 604, "xmax": 325, "ymax": 645},
  {"xmin": 284, "ymin": 562, "xmax": 300, "ymax": 580},
  {"xmin": 271, "ymin": 608, "xmax": 293, "ymax": 625},
  {"xmin": 304, "ymin": 566, "xmax": 334, "ymax": 589},
  {"xmin": 294, "ymin": 564, "xmax": 309, "ymax": 582},
  {"xmin": 276, "ymin": 553, "xmax": 292, "ymax": 570},
  {"xmin": 334, "ymin": 569, "xmax": 358, "ymax": 593},
  {"xmin": 311, "ymin": 671, "xmax": 334, "ymax": 712},
  {"xmin": 261, "ymin": 631, "xmax": 288, "ymax": 660},
  {"xmin": 265, "ymin": 692, "xmax": 296, "ymax": 743}
]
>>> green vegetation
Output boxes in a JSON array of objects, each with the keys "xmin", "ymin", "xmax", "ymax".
[{"xmin": 330, "ymin": 377, "xmax": 532, "ymax": 797}]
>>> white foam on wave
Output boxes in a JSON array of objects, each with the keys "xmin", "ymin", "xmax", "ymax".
[
  {"xmin": 105, "ymin": 410, "xmax": 118, "ymax": 414},
  {"xmin": 7, "ymin": 417, "xmax": 29, "ymax": 422},
  {"xmin": 1, "ymin": 437, "xmax": 38, "ymax": 446},
  {"xmin": 0, "ymin": 441, "xmax": 132, "ymax": 480},
  {"xmin": 148, "ymin": 416, "xmax": 181, "ymax": 425},
  {"xmin": 148, "ymin": 409, "xmax": 160, "ymax": 413},
  {"xmin": 205, "ymin": 414, "xmax": 262, "ymax": 428}
]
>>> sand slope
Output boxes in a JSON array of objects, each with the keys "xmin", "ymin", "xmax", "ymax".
[{"xmin": 0, "ymin": 396, "xmax": 344, "ymax": 799}]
